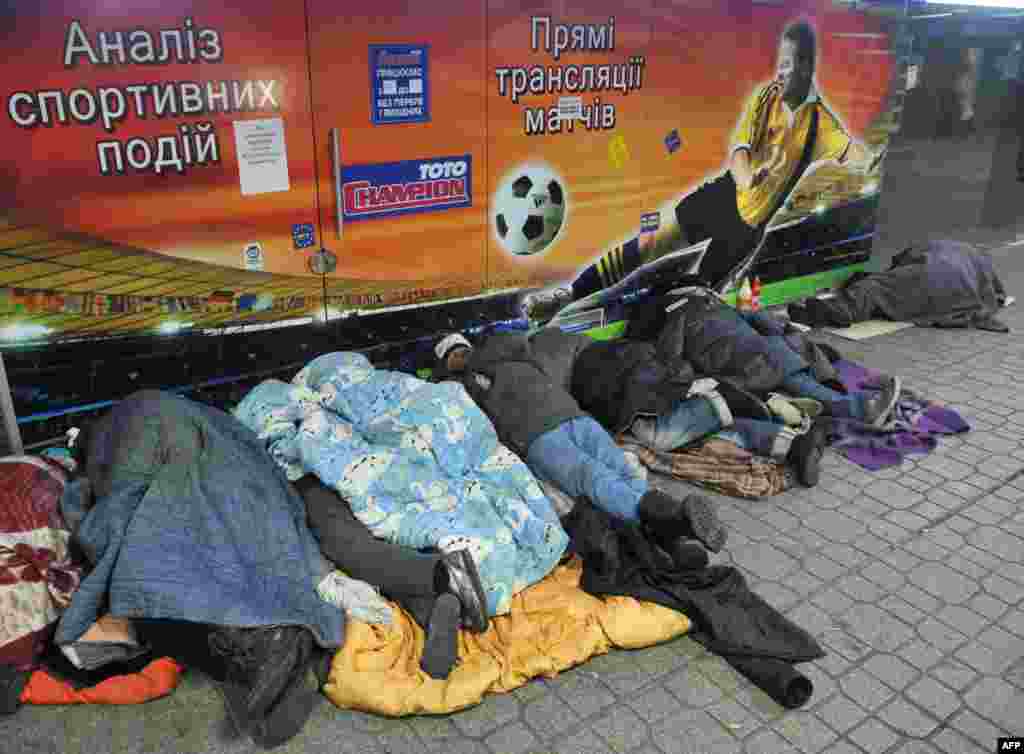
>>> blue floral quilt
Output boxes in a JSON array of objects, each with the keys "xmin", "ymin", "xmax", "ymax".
[{"xmin": 234, "ymin": 352, "xmax": 568, "ymax": 616}]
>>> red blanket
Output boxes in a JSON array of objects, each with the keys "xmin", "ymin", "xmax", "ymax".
[{"xmin": 0, "ymin": 456, "xmax": 82, "ymax": 670}]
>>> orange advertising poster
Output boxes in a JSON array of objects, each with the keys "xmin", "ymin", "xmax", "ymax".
[{"xmin": 0, "ymin": 0, "xmax": 899, "ymax": 341}]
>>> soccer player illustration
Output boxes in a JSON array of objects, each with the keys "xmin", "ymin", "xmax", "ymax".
[{"xmin": 524, "ymin": 19, "xmax": 887, "ymax": 319}]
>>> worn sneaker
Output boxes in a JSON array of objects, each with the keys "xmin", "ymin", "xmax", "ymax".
[
  {"xmin": 520, "ymin": 286, "xmax": 572, "ymax": 321},
  {"xmin": 660, "ymin": 538, "xmax": 710, "ymax": 571},
  {"xmin": 638, "ymin": 489, "xmax": 727, "ymax": 553},
  {"xmin": 767, "ymin": 394, "xmax": 823, "ymax": 426},
  {"xmin": 208, "ymin": 625, "xmax": 307, "ymax": 733},
  {"xmin": 420, "ymin": 593, "xmax": 461, "ymax": 680},
  {"xmin": 861, "ymin": 375, "xmax": 902, "ymax": 428},
  {"xmin": 250, "ymin": 631, "xmax": 318, "ymax": 750},
  {"xmin": 786, "ymin": 419, "xmax": 827, "ymax": 487},
  {"xmin": 438, "ymin": 548, "xmax": 489, "ymax": 634}
]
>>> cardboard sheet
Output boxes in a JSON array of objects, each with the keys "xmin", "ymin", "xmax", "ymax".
[{"xmin": 825, "ymin": 319, "xmax": 915, "ymax": 341}]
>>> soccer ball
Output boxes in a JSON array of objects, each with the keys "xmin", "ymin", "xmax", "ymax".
[{"xmin": 493, "ymin": 164, "xmax": 566, "ymax": 256}]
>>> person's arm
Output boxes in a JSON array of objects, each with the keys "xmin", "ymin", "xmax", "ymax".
[
  {"xmin": 814, "ymin": 107, "xmax": 884, "ymax": 174},
  {"xmin": 842, "ymin": 140, "xmax": 886, "ymax": 174},
  {"xmin": 729, "ymin": 86, "xmax": 765, "ymax": 190},
  {"xmin": 731, "ymin": 148, "xmax": 755, "ymax": 190}
]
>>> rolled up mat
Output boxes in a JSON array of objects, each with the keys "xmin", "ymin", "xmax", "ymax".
[{"xmin": 725, "ymin": 655, "xmax": 813, "ymax": 709}]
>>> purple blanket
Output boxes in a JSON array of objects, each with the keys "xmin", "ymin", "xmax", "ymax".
[{"xmin": 829, "ymin": 360, "xmax": 970, "ymax": 471}]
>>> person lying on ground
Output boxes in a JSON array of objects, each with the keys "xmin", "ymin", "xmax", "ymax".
[
  {"xmin": 568, "ymin": 334, "xmax": 829, "ymax": 487},
  {"xmin": 633, "ymin": 286, "xmax": 902, "ymax": 428},
  {"xmin": 787, "ymin": 239, "xmax": 1009, "ymax": 333},
  {"xmin": 294, "ymin": 474, "xmax": 488, "ymax": 680},
  {"xmin": 431, "ymin": 331, "xmax": 729, "ymax": 555}
]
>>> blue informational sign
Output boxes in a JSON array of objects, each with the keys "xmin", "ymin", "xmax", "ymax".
[
  {"xmin": 370, "ymin": 44, "xmax": 430, "ymax": 125},
  {"xmin": 341, "ymin": 155, "xmax": 472, "ymax": 222},
  {"xmin": 292, "ymin": 223, "xmax": 315, "ymax": 250}
]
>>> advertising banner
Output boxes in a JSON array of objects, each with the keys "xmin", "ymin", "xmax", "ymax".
[
  {"xmin": 341, "ymin": 155, "xmax": 472, "ymax": 222},
  {"xmin": 480, "ymin": 0, "xmax": 898, "ymax": 305},
  {"xmin": 0, "ymin": 0, "xmax": 901, "ymax": 342}
]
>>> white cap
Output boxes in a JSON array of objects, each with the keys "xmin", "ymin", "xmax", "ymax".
[{"xmin": 435, "ymin": 333, "xmax": 472, "ymax": 361}]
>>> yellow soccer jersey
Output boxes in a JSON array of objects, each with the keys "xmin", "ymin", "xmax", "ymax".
[{"xmin": 732, "ymin": 82, "xmax": 852, "ymax": 228}]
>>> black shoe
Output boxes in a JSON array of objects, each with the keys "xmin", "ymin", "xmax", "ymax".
[
  {"xmin": 420, "ymin": 593, "xmax": 461, "ymax": 680},
  {"xmin": 638, "ymin": 489, "xmax": 727, "ymax": 553},
  {"xmin": 861, "ymin": 375, "xmax": 901, "ymax": 428},
  {"xmin": 661, "ymin": 538, "xmax": 710, "ymax": 571},
  {"xmin": 250, "ymin": 633, "xmax": 318, "ymax": 750},
  {"xmin": 679, "ymin": 494, "xmax": 727, "ymax": 553},
  {"xmin": 438, "ymin": 549, "xmax": 489, "ymax": 634},
  {"xmin": 562, "ymin": 498, "xmax": 622, "ymax": 579},
  {"xmin": 786, "ymin": 420, "xmax": 827, "ymax": 487},
  {"xmin": 208, "ymin": 625, "xmax": 307, "ymax": 732},
  {"xmin": 714, "ymin": 381, "xmax": 773, "ymax": 421}
]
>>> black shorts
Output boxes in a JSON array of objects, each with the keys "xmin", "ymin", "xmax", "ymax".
[{"xmin": 674, "ymin": 172, "xmax": 764, "ymax": 289}]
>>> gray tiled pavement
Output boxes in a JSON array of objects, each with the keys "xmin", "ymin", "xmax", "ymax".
[{"xmin": 5, "ymin": 243, "xmax": 1024, "ymax": 754}]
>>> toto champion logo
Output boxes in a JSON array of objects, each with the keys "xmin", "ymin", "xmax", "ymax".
[{"xmin": 341, "ymin": 155, "xmax": 472, "ymax": 221}]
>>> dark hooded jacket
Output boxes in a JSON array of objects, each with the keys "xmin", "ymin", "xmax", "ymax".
[
  {"xmin": 833, "ymin": 239, "xmax": 1008, "ymax": 330},
  {"xmin": 434, "ymin": 329, "xmax": 592, "ymax": 455},
  {"xmin": 570, "ymin": 339, "xmax": 697, "ymax": 433},
  {"xmin": 634, "ymin": 291, "xmax": 839, "ymax": 395}
]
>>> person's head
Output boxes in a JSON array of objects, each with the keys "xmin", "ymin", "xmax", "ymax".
[
  {"xmin": 445, "ymin": 346, "xmax": 471, "ymax": 373},
  {"xmin": 435, "ymin": 333, "xmax": 473, "ymax": 374},
  {"xmin": 777, "ymin": 20, "xmax": 816, "ymax": 104}
]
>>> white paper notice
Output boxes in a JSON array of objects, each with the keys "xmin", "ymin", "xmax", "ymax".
[
  {"xmin": 557, "ymin": 96, "xmax": 583, "ymax": 122},
  {"xmin": 234, "ymin": 118, "xmax": 290, "ymax": 196}
]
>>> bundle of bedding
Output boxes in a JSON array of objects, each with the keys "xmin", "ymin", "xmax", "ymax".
[
  {"xmin": 827, "ymin": 360, "xmax": 971, "ymax": 470},
  {"xmin": 323, "ymin": 556, "xmax": 691, "ymax": 716},
  {"xmin": 790, "ymin": 239, "xmax": 1009, "ymax": 332},
  {"xmin": 0, "ymin": 456, "xmax": 82, "ymax": 670},
  {"xmin": 234, "ymin": 351, "xmax": 569, "ymax": 617},
  {"xmin": 619, "ymin": 437, "xmax": 793, "ymax": 499},
  {"xmin": 54, "ymin": 390, "xmax": 345, "ymax": 651}
]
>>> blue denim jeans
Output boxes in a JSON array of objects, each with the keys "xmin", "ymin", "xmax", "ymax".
[
  {"xmin": 631, "ymin": 394, "xmax": 793, "ymax": 459},
  {"xmin": 729, "ymin": 418, "xmax": 795, "ymax": 459},
  {"xmin": 629, "ymin": 395, "xmax": 723, "ymax": 452},
  {"xmin": 526, "ymin": 416, "xmax": 648, "ymax": 522},
  {"xmin": 782, "ymin": 369, "xmax": 865, "ymax": 421}
]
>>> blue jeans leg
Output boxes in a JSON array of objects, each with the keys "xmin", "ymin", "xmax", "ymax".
[
  {"xmin": 630, "ymin": 396, "xmax": 724, "ymax": 452},
  {"xmin": 781, "ymin": 369, "xmax": 865, "ymax": 420},
  {"xmin": 526, "ymin": 417, "xmax": 648, "ymax": 522},
  {"xmin": 732, "ymin": 418, "xmax": 797, "ymax": 460}
]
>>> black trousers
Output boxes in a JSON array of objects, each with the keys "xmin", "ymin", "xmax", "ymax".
[
  {"xmin": 674, "ymin": 172, "xmax": 764, "ymax": 290},
  {"xmin": 294, "ymin": 475, "xmax": 439, "ymax": 629}
]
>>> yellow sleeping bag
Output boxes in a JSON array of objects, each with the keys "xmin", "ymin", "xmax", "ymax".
[{"xmin": 323, "ymin": 556, "xmax": 691, "ymax": 716}]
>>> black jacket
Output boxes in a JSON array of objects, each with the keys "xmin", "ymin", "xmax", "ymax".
[
  {"xmin": 563, "ymin": 499, "xmax": 825, "ymax": 709},
  {"xmin": 571, "ymin": 339, "xmax": 696, "ymax": 433},
  {"xmin": 437, "ymin": 330, "xmax": 591, "ymax": 455}
]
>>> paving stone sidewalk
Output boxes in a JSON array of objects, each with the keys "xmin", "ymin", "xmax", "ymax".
[{"xmin": 5, "ymin": 275, "xmax": 1024, "ymax": 754}]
